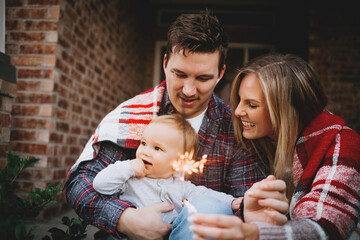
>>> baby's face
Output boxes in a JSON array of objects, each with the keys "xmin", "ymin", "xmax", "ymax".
[{"xmin": 136, "ymin": 122, "xmax": 183, "ymax": 179}]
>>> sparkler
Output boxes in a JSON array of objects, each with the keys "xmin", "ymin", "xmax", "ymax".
[
  {"xmin": 172, "ymin": 101, "xmax": 207, "ymax": 180},
  {"xmin": 173, "ymin": 151, "xmax": 207, "ymax": 180},
  {"xmin": 183, "ymin": 199, "xmax": 197, "ymax": 214}
]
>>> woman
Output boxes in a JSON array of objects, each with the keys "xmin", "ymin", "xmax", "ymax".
[{"xmin": 189, "ymin": 53, "xmax": 360, "ymax": 239}]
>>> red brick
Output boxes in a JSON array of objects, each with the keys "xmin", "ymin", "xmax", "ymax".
[
  {"xmin": 0, "ymin": 95, "xmax": 14, "ymax": 112},
  {"xmin": 12, "ymin": 8, "xmax": 29, "ymax": 18},
  {"xmin": 0, "ymin": 80, "xmax": 17, "ymax": 97},
  {"xmin": 15, "ymin": 92, "xmax": 54, "ymax": 104},
  {"xmin": 70, "ymin": 70, "xmax": 82, "ymax": 82},
  {"xmin": 39, "ymin": 105, "xmax": 53, "ymax": 117},
  {"xmin": 75, "ymin": 62, "xmax": 86, "ymax": 74},
  {"xmin": 61, "ymin": 50, "xmax": 74, "ymax": 65},
  {"xmin": 27, "ymin": 0, "xmax": 61, "ymax": 6},
  {"xmin": 30, "ymin": 9, "xmax": 48, "ymax": 19},
  {"xmin": 53, "ymin": 168, "xmax": 67, "ymax": 179},
  {"xmin": 0, "ymin": 144, "xmax": 10, "ymax": 160},
  {"xmin": 9, "ymin": 32, "xmax": 45, "ymax": 42},
  {"xmin": 6, "ymin": 20, "xmax": 21, "ymax": 30},
  {"xmin": 13, "ymin": 181, "xmax": 34, "ymax": 193},
  {"xmin": 53, "ymin": 145, "xmax": 68, "ymax": 156},
  {"xmin": 6, "ymin": 0, "xmax": 23, "ymax": 7},
  {"xmin": 65, "ymin": 135, "xmax": 77, "ymax": 145},
  {"xmin": 57, "ymin": 78, "xmax": 72, "ymax": 94},
  {"xmin": 11, "ymin": 142, "xmax": 49, "ymax": 155},
  {"xmin": 20, "ymin": 44, "xmax": 57, "ymax": 54},
  {"xmin": 13, "ymin": 105, "xmax": 40, "ymax": 116},
  {"xmin": 69, "ymin": 146, "xmax": 81, "ymax": 155},
  {"xmin": 23, "ymin": 20, "xmax": 58, "ymax": 31},
  {"xmin": 55, "ymin": 59, "xmax": 70, "ymax": 75},
  {"xmin": 49, "ymin": 9, "xmax": 60, "ymax": 19},
  {"xmin": 5, "ymin": 43, "xmax": 19, "ymax": 54},
  {"xmin": 55, "ymin": 108, "xmax": 66, "ymax": 120},
  {"xmin": 49, "ymin": 132, "xmax": 64, "ymax": 143},
  {"xmin": 58, "ymin": 99, "xmax": 69, "ymax": 109},
  {"xmin": 18, "ymin": 68, "xmax": 53, "ymax": 78},
  {"xmin": 70, "ymin": 126, "xmax": 81, "ymax": 135},
  {"xmin": 44, "ymin": 56, "xmax": 56, "ymax": 67},
  {"xmin": 69, "ymin": 92, "xmax": 79, "ymax": 102},
  {"xmin": 42, "ymin": 80, "xmax": 55, "ymax": 91},
  {"xmin": 12, "ymin": 56, "xmax": 43, "ymax": 66},
  {"xmin": 56, "ymin": 121, "xmax": 69, "ymax": 132},
  {"xmin": 20, "ymin": 168, "xmax": 52, "ymax": 181},
  {"xmin": 16, "ymin": 80, "xmax": 41, "ymax": 91},
  {"xmin": 0, "ymin": 113, "xmax": 11, "ymax": 128},
  {"xmin": 65, "ymin": 156, "xmax": 76, "ymax": 166},
  {"xmin": 71, "ymin": 103, "xmax": 82, "ymax": 113},
  {"xmin": 10, "ymin": 130, "xmax": 36, "ymax": 141},
  {"xmin": 13, "ymin": 117, "xmax": 53, "ymax": 129}
]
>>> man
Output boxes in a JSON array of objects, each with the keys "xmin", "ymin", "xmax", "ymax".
[{"xmin": 65, "ymin": 10, "xmax": 268, "ymax": 239}]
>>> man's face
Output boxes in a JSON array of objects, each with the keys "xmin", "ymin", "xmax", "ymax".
[{"xmin": 163, "ymin": 49, "xmax": 225, "ymax": 119}]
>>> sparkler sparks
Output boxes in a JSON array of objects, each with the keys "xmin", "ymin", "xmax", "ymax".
[{"xmin": 173, "ymin": 150, "xmax": 207, "ymax": 180}]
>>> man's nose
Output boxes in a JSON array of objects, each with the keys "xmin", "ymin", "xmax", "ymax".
[{"xmin": 182, "ymin": 80, "xmax": 196, "ymax": 97}]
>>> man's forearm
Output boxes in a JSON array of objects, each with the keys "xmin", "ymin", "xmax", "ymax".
[{"xmin": 65, "ymin": 171, "xmax": 133, "ymax": 234}]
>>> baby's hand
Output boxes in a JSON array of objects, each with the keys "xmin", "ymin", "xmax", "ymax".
[
  {"xmin": 231, "ymin": 197, "xmax": 243, "ymax": 211},
  {"xmin": 130, "ymin": 158, "xmax": 147, "ymax": 178}
]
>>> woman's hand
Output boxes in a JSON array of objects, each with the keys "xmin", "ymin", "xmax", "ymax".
[
  {"xmin": 188, "ymin": 214, "xmax": 259, "ymax": 240},
  {"xmin": 244, "ymin": 175, "xmax": 289, "ymax": 225}
]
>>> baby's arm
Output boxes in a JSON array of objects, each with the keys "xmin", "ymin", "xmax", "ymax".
[
  {"xmin": 93, "ymin": 160, "xmax": 136, "ymax": 195},
  {"xmin": 129, "ymin": 158, "xmax": 147, "ymax": 178},
  {"xmin": 231, "ymin": 197, "xmax": 243, "ymax": 211}
]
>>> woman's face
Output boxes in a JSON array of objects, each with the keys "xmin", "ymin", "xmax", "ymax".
[{"xmin": 234, "ymin": 73, "xmax": 275, "ymax": 141}]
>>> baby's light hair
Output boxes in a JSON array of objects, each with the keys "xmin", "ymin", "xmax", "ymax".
[{"xmin": 150, "ymin": 114, "xmax": 198, "ymax": 152}]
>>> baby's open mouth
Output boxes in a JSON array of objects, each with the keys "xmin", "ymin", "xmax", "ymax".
[{"xmin": 143, "ymin": 160, "xmax": 152, "ymax": 166}]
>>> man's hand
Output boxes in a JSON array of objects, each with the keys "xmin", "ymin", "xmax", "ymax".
[
  {"xmin": 117, "ymin": 202, "xmax": 174, "ymax": 239},
  {"xmin": 130, "ymin": 158, "xmax": 147, "ymax": 178}
]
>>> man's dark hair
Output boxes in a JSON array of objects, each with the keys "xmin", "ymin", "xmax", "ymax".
[{"xmin": 165, "ymin": 9, "xmax": 228, "ymax": 75}]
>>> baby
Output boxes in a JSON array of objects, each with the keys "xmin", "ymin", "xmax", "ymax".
[{"xmin": 93, "ymin": 114, "xmax": 241, "ymax": 224}]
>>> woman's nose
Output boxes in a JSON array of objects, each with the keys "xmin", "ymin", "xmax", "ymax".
[{"xmin": 234, "ymin": 103, "xmax": 246, "ymax": 117}]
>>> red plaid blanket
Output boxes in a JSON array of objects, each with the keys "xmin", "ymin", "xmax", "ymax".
[
  {"xmin": 292, "ymin": 110, "xmax": 360, "ymax": 239},
  {"xmin": 71, "ymin": 81, "xmax": 166, "ymax": 171}
]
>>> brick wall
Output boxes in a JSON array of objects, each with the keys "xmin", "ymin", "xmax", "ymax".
[
  {"xmin": 5, "ymin": 0, "xmax": 148, "ymax": 218},
  {"xmin": 0, "ymin": 78, "xmax": 17, "ymax": 167},
  {"xmin": 309, "ymin": 3, "xmax": 360, "ymax": 133}
]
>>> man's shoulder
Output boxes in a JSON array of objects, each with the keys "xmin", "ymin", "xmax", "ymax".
[{"xmin": 210, "ymin": 94, "xmax": 232, "ymax": 120}]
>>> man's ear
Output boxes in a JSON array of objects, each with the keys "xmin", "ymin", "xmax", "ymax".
[
  {"xmin": 217, "ymin": 64, "xmax": 226, "ymax": 84},
  {"xmin": 163, "ymin": 54, "xmax": 168, "ymax": 72}
]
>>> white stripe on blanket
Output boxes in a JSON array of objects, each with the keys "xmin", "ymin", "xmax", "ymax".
[{"xmin": 316, "ymin": 132, "xmax": 340, "ymax": 219}]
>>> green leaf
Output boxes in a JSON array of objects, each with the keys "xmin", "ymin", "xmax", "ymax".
[
  {"xmin": 48, "ymin": 227, "xmax": 68, "ymax": 240},
  {"xmin": 44, "ymin": 200, "xmax": 58, "ymax": 208},
  {"xmin": 29, "ymin": 192, "xmax": 43, "ymax": 203},
  {"xmin": 25, "ymin": 157, "xmax": 40, "ymax": 168},
  {"xmin": 14, "ymin": 222, "xmax": 27, "ymax": 240},
  {"xmin": 62, "ymin": 216, "xmax": 71, "ymax": 226}
]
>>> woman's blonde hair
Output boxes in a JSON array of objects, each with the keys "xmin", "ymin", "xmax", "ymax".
[
  {"xmin": 230, "ymin": 53, "xmax": 327, "ymax": 193},
  {"xmin": 150, "ymin": 114, "xmax": 198, "ymax": 153}
]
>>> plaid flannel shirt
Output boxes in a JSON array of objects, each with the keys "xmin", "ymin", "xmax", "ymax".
[{"xmin": 65, "ymin": 87, "xmax": 268, "ymax": 236}]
